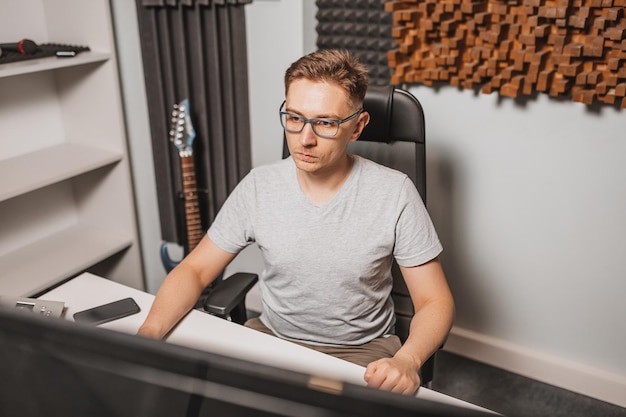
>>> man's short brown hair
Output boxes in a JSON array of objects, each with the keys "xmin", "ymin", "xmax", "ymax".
[{"xmin": 284, "ymin": 49, "xmax": 369, "ymax": 107}]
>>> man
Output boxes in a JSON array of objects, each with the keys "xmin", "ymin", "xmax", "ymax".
[{"xmin": 138, "ymin": 49, "xmax": 454, "ymax": 395}]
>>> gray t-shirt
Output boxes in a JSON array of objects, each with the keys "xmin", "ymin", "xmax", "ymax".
[{"xmin": 208, "ymin": 155, "xmax": 442, "ymax": 346}]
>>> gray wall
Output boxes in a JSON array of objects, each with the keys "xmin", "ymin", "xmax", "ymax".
[{"xmin": 113, "ymin": 0, "xmax": 626, "ymax": 407}]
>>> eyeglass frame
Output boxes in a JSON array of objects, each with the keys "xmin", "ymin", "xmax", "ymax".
[{"xmin": 279, "ymin": 100, "xmax": 364, "ymax": 139}]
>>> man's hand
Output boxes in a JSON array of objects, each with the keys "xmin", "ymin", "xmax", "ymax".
[
  {"xmin": 136, "ymin": 323, "xmax": 164, "ymax": 339},
  {"xmin": 363, "ymin": 353, "xmax": 421, "ymax": 395}
]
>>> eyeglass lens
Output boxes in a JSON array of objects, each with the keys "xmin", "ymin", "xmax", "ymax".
[{"xmin": 280, "ymin": 113, "xmax": 340, "ymax": 138}]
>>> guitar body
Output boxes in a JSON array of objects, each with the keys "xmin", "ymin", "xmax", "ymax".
[
  {"xmin": 160, "ymin": 99, "xmax": 203, "ymax": 273},
  {"xmin": 160, "ymin": 244, "xmax": 180, "ymax": 273}
]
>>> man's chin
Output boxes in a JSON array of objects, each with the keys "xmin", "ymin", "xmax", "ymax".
[{"xmin": 293, "ymin": 159, "xmax": 318, "ymax": 172}]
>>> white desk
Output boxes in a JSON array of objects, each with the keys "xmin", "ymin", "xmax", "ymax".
[{"xmin": 41, "ymin": 273, "xmax": 494, "ymax": 414}]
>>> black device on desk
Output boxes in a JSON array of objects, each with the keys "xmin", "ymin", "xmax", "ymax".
[
  {"xmin": 0, "ymin": 307, "xmax": 495, "ymax": 417},
  {"xmin": 73, "ymin": 297, "xmax": 140, "ymax": 325}
]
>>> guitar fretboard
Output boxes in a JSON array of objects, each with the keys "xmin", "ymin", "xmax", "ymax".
[{"xmin": 181, "ymin": 155, "xmax": 203, "ymax": 252}]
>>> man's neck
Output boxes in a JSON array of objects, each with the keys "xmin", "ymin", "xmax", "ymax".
[{"xmin": 296, "ymin": 155, "xmax": 354, "ymax": 207}]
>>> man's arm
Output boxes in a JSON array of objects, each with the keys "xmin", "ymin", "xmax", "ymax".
[
  {"xmin": 364, "ymin": 257, "xmax": 454, "ymax": 394},
  {"xmin": 137, "ymin": 235, "xmax": 237, "ymax": 339}
]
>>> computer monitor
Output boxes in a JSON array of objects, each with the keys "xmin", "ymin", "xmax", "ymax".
[{"xmin": 0, "ymin": 307, "xmax": 494, "ymax": 417}]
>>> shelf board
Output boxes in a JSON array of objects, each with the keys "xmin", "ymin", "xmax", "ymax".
[
  {"xmin": 0, "ymin": 224, "xmax": 133, "ymax": 297},
  {"xmin": 0, "ymin": 51, "xmax": 110, "ymax": 79},
  {"xmin": 0, "ymin": 143, "xmax": 123, "ymax": 202}
]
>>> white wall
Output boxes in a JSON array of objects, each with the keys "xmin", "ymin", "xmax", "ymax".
[
  {"xmin": 420, "ymin": 87, "xmax": 626, "ymax": 406},
  {"xmin": 112, "ymin": 0, "xmax": 626, "ymax": 407}
]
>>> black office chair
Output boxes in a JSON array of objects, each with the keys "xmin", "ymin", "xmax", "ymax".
[
  {"xmin": 201, "ymin": 271, "xmax": 258, "ymax": 325},
  {"xmin": 349, "ymin": 85, "xmax": 437, "ymax": 387},
  {"xmin": 204, "ymin": 85, "xmax": 438, "ymax": 386}
]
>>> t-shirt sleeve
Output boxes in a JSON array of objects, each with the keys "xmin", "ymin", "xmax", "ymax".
[
  {"xmin": 393, "ymin": 178, "xmax": 443, "ymax": 267},
  {"xmin": 207, "ymin": 173, "xmax": 256, "ymax": 254}
]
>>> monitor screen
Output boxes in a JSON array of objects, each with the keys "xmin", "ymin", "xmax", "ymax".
[{"xmin": 0, "ymin": 307, "xmax": 494, "ymax": 417}]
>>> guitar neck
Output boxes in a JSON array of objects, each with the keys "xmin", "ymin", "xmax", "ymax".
[{"xmin": 180, "ymin": 155, "xmax": 203, "ymax": 253}]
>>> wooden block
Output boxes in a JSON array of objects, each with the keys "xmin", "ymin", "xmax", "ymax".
[
  {"xmin": 385, "ymin": 2, "xmax": 408, "ymax": 12},
  {"xmin": 605, "ymin": 28, "xmax": 625, "ymax": 42},
  {"xmin": 606, "ymin": 73, "xmax": 619, "ymax": 87},
  {"xmin": 475, "ymin": 12, "xmax": 491, "ymax": 24},
  {"xmin": 537, "ymin": 70, "xmax": 553, "ymax": 91},
  {"xmin": 539, "ymin": 6, "xmax": 557, "ymax": 18},
  {"xmin": 509, "ymin": 24, "xmax": 521, "ymax": 37},
  {"xmin": 529, "ymin": 49, "xmax": 550, "ymax": 65},
  {"xmin": 461, "ymin": 2, "xmax": 484, "ymax": 14},
  {"xmin": 583, "ymin": 36, "xmax": 605, "ymax": 58},
  {"xmin": 551, "ymin": 54, "xmax": 571, "ymax": 65},
  {"xmin": 501, "ymin": 82, "xmax": 520, "ymax": 97},
  {"xmin": 587, "ymin": 70, "xmax": 601, "ymax": 85},
  {"xmin": 593, "ymin": 16, "xmax": 607, "ymax": 31},
  {"xmin": 490, "ymin": 3, "xmax": 508, "ymax": 15},
  {"xmin": 550, "ymin": 78, "xmax": 569, "ymax": 96},
  {"xmin": 605, "ymin": 7, "xmax": 621, "ymax": 21},
  {"xmin": 572, "ymin": 88, "xmax": 596, "ymax": 104},
  {"xmin": 559, "ymin": 61, "xmax": 583, "ymax": 76},
  {"xmin": 501, "ymin": 65, "xmax": 515, "ymax": 79},
  {"xmin": 563, "ymin": 43, "xmax": 584, "ymax": 57},
  {"xmin": 526, "ymin": 63, "xmax": 540, "ymax": 82},
  {"xmin": 534, "ymin": 24, "xmax": 551, "ymax": 38},
  {"xmin": 513, "ymin": 49, "xmax": 526, "ymax": 71},
  {"xmin": 519, "ymin": 34, "xmax": 536, "ymax": 46},
  {"xmin": 523, "ymin": 77, "xmax": 535, "ymax": 95},
  {"xmin": 568, "ymin": 15, "xmax": 587, "ymax": 29},
  {"xmin": 602, "ymin": 88, "xmax": 617, "ymax": 104},
  {"xmin": 550, "ymin": 34, "xmax": 567, "ymax": 53},
  {"xmin": 462, "ymin": 79, "xmax": 474, "ymax": 89}
]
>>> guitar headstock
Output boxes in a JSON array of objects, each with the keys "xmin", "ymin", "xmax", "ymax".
[{"xmin": 169, "ymin": 98, "xmax": 196, "ymax": 157}]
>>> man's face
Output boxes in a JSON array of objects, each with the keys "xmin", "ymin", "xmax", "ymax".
[{"xmin": 284, "ymin": 79, "xmax": 368, "ymax": 177}]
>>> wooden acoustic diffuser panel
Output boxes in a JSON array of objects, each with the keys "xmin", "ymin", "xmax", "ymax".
[{"xmin": 386, "ymin": 0, "xmax": 626, "ymax": 108}]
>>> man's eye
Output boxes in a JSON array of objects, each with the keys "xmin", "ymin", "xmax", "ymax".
[
  {"xmin": 288, "ymin": 115, "xmax": 304, "ymax": 123},
  {"xmin": 315, "ymin": 120, "xmax": 334, "ymax": 127}
]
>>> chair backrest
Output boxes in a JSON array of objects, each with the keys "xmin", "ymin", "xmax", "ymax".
[
  {"xmin": 352, "ymin": 85, "xmax": 426, "ymax": 344},
  {"xmin": 281, "ymin": 85, "xmax": 426, "ymax": 343}
]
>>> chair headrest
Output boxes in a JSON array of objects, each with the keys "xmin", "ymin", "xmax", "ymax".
[{"xmin": 361, "ymin": 85, "xmax": 395, "ymax": 144}]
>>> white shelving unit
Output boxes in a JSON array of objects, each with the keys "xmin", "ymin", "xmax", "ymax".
[{"xmin": 0, "ymin": 0, "xmax": 144, "ymax": 296}]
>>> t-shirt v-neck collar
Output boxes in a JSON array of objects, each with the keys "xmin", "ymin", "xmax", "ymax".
[{"xmin": 290, "ymin": 156, "xmax": 360, "ymax": 213}]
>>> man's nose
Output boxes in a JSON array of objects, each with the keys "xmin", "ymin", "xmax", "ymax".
[{"xmin": 299, "ymin": 122, "xmax": 318, "ymax": 146}]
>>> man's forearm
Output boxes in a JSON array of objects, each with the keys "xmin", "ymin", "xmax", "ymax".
[
  {"xmin": 395, "ymin": 298, "xmax": 454, "ymax": 371},
  {"xmin": 137, "ymin": 263, "xmax": 210, "ymax": 338}
]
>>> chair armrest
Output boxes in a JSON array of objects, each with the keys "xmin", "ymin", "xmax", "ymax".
[{"xmin": 203, "ymin": 272, "xmax": 258, "ymax": 318}]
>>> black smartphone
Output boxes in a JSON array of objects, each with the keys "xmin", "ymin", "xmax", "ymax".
[{"xmin": 73, "ymin": 297, "xmax": 141, "ymax": 326}]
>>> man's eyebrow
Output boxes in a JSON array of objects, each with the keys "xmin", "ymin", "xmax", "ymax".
[{"xmin": 284, "ymin": 106, "xmax": 341, "ymax": 119}]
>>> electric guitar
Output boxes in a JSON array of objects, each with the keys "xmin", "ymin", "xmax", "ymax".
[{"xmin": 160, "ymin": 99, "xmax": 203, "ymax": 273}]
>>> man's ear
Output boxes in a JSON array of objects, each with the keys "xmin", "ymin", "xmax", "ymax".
[{"xmin": 350, "ymin": 111, "xmax": 370, "ymax": 142}]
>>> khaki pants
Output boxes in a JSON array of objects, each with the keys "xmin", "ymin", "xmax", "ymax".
[{"xmin": 244, "ymin": 317, "xmax": 401, "ymax": 367}]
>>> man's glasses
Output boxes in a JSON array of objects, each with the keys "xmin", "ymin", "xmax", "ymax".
[{"xmin": 279, "ymin": 101, "xmax": 363, "ymax": 138}]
